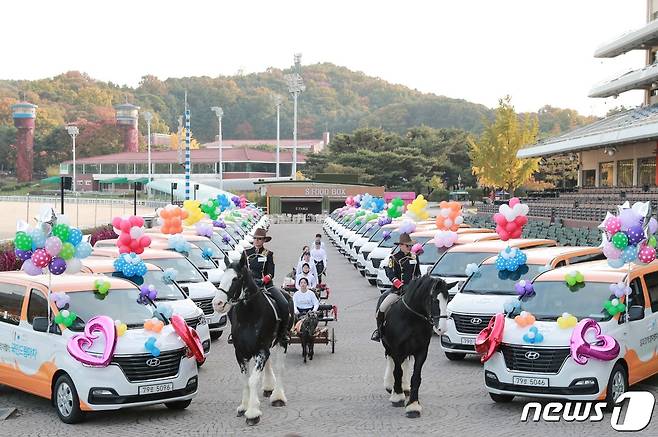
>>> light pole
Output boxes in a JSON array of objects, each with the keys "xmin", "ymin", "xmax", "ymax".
[
  {"xmin": 272, "ymin": 94, "xmax": 282, "ymax": 178},
  {"xmin": 285, "ymin": 53, "xmax": 305, "ymax": 179},
  {"xmin": 211, "ymin": 106, "xmax": 224, "ymax": 190},
  {"xmin": 143, "ymin": 111, "xmax": 153, "ymax": 182},
  {"xmin": 66, "ymin": 125, "xmax": 79, "ymax": 192}
]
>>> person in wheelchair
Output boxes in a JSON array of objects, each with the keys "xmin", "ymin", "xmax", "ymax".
[{"xmin": 293, "ymin": 277, "xmax": 320, "ymax": 317}]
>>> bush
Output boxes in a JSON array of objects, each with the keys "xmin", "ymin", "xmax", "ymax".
[
  {"xmin": 88, "ymin": 225, "xmax": 118, "ymax": 247},
  {"xmin": 428, "ymin": 188, "xmax": 449, "ymax": 202},
  {"xmin": 466, "ymin": 188, "xmax": 484, "ymax": 200},
  {"xmin": 0, "ymin": 242, "xmax": 19, "ymax": 272}
]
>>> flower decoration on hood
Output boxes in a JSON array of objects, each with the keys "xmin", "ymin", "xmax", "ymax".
[{"xmin": 523, "ymin": 326, "xmax": 544, "ymax": 344}]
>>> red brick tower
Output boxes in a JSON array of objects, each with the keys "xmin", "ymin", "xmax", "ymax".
[
  {"xmin": 12, "ymin": 102, "xmax": 38, "ymax": 182},
  {"xmin": 114, "ymin": 103, "xmax": 140, "ymax": 152}
]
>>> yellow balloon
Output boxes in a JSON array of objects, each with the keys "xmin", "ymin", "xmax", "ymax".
[{"xmin": 183, "ymin": 200, "xmax": 204, "ymax": 225}]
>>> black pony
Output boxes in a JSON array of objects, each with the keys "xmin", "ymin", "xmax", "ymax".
[
  {"xmin": 299, "ymin": 311, "xmax": 319, "ymax": 363},
  {"xmin": 379, "ymin": 275, "xmax": 453, "ymax": 418},
  {"xmin": 212, "ymin": 253, "xmax": 294, "ymax": 425}
]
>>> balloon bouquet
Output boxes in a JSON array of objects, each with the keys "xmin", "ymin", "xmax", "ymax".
[
  {"xmin": 493, "ymin": 197, "xmax": 529, "ymax": 241},
  {"xmin": 434, "ymin": 201, "xmax": 463, "ymax": 249},
  {"xmin": 600, "ymin": 201, "xmax": 657, "ymax": 269}
]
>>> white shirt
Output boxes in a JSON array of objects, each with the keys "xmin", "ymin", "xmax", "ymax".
[
  {"xmin": 297, "ymin": 259, "xmax": 317, "ymax": 278},
  {"xmin": 296, "ymin": 272, "xmax": 318, "ymax": 290},
  {"xmin": 311, "ymin": 240, "xmax": 325, "ymax": 249},
  {"xmin": 310, "ymin": 247, "xmax": 327, "ymax": 266},
  {"xmin": 293, "ymin": 289, "xmax": 319, "ymax": 314}
]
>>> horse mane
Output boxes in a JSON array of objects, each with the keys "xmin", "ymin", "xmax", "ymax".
[{"xmin": 403, "ymin": 275, "xmax": 440, "ymax": 303}]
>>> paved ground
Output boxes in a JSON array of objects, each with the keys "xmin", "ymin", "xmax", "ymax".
[{"xmin": 1, "ymin": 222, "xmax": 658, "ymax": 435}]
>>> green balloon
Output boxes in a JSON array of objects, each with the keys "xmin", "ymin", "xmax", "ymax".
[
  {"xmin": 52, "ymin": 224, "xmax": 70, "ymax": 242},
  {"xmin": 612, "ymin": 232, "xmax": 629, "ymax": 250},
  {"xmin": 14, "ymin": 231, "xmax": 32, "ymax": 251},
  {"xmin": 60, "ymin": 242, "xmax": 75, "ymax": 260},
  {"xmin": 649, "ymin": 236, "xmax": 657, "ymax": 248}
]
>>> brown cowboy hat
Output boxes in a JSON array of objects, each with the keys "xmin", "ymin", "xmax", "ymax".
[
  {"xmin": 253, "ymin": 228, "xmax": 272, "ymax": 242},
  {"xmin": 395, "ymin": 233, "xmax": 416, "ymax": 246}
]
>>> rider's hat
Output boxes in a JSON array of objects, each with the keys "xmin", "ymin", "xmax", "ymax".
[
  {"xmin": 253, "ymin": 228, "xmax": 272, "ymax": 242},
  {"xmin": 395, "ymin": 233, "xmax": 416, "ymax": 246}
]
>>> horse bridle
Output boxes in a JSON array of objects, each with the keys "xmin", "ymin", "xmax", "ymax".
[{"xmin": 400, "ymin": 292, "xmax": 447, "ymax": 326}]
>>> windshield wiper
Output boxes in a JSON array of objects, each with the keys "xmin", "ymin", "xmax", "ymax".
[{"xmin": 155, "ymin": 297, "xmax": 180, "ymax": 301}]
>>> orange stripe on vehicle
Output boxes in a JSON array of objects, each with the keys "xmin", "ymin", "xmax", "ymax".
[
  {"xmin": 0, "ymin": 359, "xmax": 57, "ymax": 399},
  {"xmin": 623, "ymin": 348, "xmax": 658, "ymax": 385}
]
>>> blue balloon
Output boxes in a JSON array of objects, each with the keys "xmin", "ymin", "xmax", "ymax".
[
  {"xmin": 75, "ymin": 241, "xmax": 92, "ymax": 259},
  {"xmin": 30, "ymin": 229, "xmax": 46, "ymax": 249},
  {"xmin": 621, "ymin": 245, "xmax": 638, "ymax": 263},
  {"xmin": 68, "ymin": 228, "xmax": 83, "ymax": 246},
  {"xmin": 608, "ymin": 258, "xmax": 625, "ymax": 269}
]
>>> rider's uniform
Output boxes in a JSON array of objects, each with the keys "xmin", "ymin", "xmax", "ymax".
[
  {"xmin": 245, "ymin": 246, "xmax": 274, "ymax": 281},
  {"xmin": 379, "ymin": 250, "xmax": 421, "ymax": 311}
]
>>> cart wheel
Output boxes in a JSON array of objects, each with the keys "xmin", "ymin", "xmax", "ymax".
[{"xmin": 331, "ymin": 328, "xmax": 335, "ymax": 353}]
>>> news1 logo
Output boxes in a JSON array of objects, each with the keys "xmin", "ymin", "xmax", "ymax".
[{"xmin": 520, "ymin": 391, "xmax": 655, "ymax": 431}]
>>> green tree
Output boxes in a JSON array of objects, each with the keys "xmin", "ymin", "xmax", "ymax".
[{"xmin": 468, "ymin": 96, "xmax": 540, "ymax": 192}]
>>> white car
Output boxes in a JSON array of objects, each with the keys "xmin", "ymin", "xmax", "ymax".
[
  {"xmin": 0, "ymin": 272, "xmax": 198, "ymax": 423},
  {"xmin": 80, "ymin": 257, "xmax": 212, "ymax": 357},
  {"xmin": 484, "ymin": 261, "xmax": 658, "ymax": 404},
  {"xmin": 92, "ymin": 248, "xmax": 228, "ymax": 340},
  {"xmin": 442, "ymin": 246, "xmax": 603, "ymax": 361},
  {"xmin": 346, "ymin": 219, "xmax": 380, "ymax": 265}
]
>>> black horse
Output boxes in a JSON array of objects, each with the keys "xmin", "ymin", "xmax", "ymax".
[
  {"xmin": 298, "ymin": 311, "xmax": 319, "ymax": 363},
  {"xmin": 378, "ymin": 275, "xmax": 453, "ymax": 418},
  {"xmin": 212, "ymin": 254, "xmax": 294, "ymax": 425}
]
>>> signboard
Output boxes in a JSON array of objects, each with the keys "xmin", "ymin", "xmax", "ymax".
[
  {"xmin": 59, "ymin": 163, "xmax": 69, "ymax": 175},
  {"xmin": 266, "ymin": 183, "xmax": 384, "ymax": 198}
]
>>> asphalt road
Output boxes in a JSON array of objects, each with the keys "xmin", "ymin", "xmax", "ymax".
[{"xmin": 1, "ymin": 222, "xmax": 658, "ymax": 436}]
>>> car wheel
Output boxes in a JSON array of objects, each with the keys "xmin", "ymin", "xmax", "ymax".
[
  {"xmin": 605, "ymin": 362, "xmax": 628, "ymax": 406},
  {"xmin": 444, "ymin": 352, "xmax": 466, "ymax": 361},
  {"xmin": 489, "ymin": 392, "xmax": 514, "ymax": 403},
  {"xmin": 210, "ymin": 331, "xmax": 223, "ymax": 340},
  {"xmin": 54, "ymin": 374, "xmax": 85, "ymax": 424},
  {"xmin": 165, "ymin": 399, "xmax": 192, "ymax": 410}
]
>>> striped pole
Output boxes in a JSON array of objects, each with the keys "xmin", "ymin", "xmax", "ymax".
[{"xmin": 184, "ymin": 105, "xmax": 191, "ymax": 201}]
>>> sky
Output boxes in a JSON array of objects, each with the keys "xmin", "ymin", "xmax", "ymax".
[{"xmin": 0, "ymin": 0, "xmax": 649, "ymax": 116}]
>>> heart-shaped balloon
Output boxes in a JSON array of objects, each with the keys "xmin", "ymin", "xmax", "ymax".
[
  {"xmin": 475, "ymin": 313, "xmax": 505, "ymax": 363},
  {"xmin": 171, "ymin": 314, "xmax": 205, "ymax": 364},
  {"xmin": 67, "ymin": 315, "xmax": 117, "ymax": 367},
  {"xmin": 570, "ymin": 318, "xmax": 620, "ymax": 365}
]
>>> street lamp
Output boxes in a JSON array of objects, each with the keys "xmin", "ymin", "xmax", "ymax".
[
  {"xmin": 170, "ymin": 182, "xmax": 178, "ymax": 205},
  {"xmin": 285, "ymin": 53, "xmax": 305, "ymax": 179},
  {"xmin": 211, "ymin": 106, "xmax": 224, "ymax": 190},
  {"xmin": 272, "ymin": 94, "xmax": 282, "ymax": 178},
  {"xmin": 66, "ymin": 125, "xmax": 79, "ymax": 192},
  {"xmin": 143, "ymin": 111, "xmax": 153, "ymax": 183}
]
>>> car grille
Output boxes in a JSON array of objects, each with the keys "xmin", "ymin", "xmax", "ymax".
[
  {"xmin": 185, "ymin": 315, "xmax": 202, "ymax": 329},
  {"xmin": 371, "ymin": 258, "xmax": 382, "ymax": 269},
  {"xmin": 192, "ymin": 297, "xmax": 214, "ymax": 315},
  {"xmin": 500, "ymin": 345, "xmax": 570, "ymax": 374},
  {"xmin": 348, "ymin": 241, "xmax": 354, "ymax": 248},
  {"xmin": 112, "ymin": 348, "xmax": 184, "ymax": 382},
  {"xmin": 451, "ymin": 313, "xmax": 493, "ymax": 335},
  {"xmin": 362, "ymin": 251, "xmax": 371, "ymax": 260}
]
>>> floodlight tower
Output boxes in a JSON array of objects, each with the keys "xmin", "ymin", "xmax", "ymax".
[
  {"xmin": 114, "ymin": 102, "xmax": 140, "ymax": 152},
  {"xmin": 272, "ymin": 94, "xmax": 283, "ymax": 178},
  {"xmin": 211, "ymin": 106, "xmax": 224, "ymax": 190},
  {"xmin": 285, "ymin": 53, "xmax": 305, "ymax": 179}
]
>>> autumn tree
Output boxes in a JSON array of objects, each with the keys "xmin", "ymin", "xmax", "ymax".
[{"xmin": 468, "ymin": 96, "xmax": 540, "ymax": 193}]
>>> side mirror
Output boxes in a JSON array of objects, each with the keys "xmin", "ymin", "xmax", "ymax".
[
  {"xmin": 32, "ymin": 317, "xmax": 49, "ymax": 332},
  {"xmin": 628, "ymin": 305, "xmax": 645, "ymax": 322}
]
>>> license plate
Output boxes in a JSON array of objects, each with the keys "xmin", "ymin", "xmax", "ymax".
[
  {"xmin": 139, "ymin": 382, "xmax": 173, "ymax": 395},
  {"xmin": 513, "ymin": 376, "xmax": 549, "ymax": 387},
  {"xmin": 461, "ymin": 337, "xmax": 476, "ymax": 345}
]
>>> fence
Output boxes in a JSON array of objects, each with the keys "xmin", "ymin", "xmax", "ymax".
[{"xmin": 269, "ymin": 214, "xmax": 327, "ymax": 224}]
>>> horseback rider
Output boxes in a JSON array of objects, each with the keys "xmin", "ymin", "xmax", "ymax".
[
  {"xmin": 371, "ymin": 233, "xmax": 421, "ymax": 342},
  {"xmin": 243, "ymin": 227, "xmax": 293, "ymax": 333}
]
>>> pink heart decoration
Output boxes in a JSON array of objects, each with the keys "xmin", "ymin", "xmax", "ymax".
[
  {"xmin": 569, "ymin": 318, "xmax": 620, "ymax": 365},
  {"xmin": 67, "ymin": 315, "xmax": 117, "ymax": 367}
]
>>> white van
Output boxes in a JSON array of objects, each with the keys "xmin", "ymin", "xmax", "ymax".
[
  {"xmin": 79, "ymin": 257, "xmax": 212, "ymax": 357},
  {"xmin": 92, "ymin": 248, "xmax": 227, "ymax": 340},
  {"xmin": 443, "ymin": 246, "xmax": 603, "ymax": 360},
  {"xmin": 0, "ymin": 272, "xmax": 198, "ymax": 423},
  {"xmin": 484, "ymin": 261, "xmax": 658, "ymax": 404}
]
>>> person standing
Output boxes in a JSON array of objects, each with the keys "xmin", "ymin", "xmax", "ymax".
[
  {"xmin": 311, "ymin": 233, "xmax": 325, "ymax": 249},
  {"xmin": 310, "ymin": 240, "xmax": 327, "ymax": 282},
  {"xmin": 371, "ymin": 233, "xmax": 421, "ymax": 342}
]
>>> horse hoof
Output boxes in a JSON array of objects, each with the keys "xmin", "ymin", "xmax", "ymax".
[
  {"xmin": 271, "ymin": 399, "xmax": 286, "ymax": 407},
  {"xmin": 391, "ymin": 400, "xmax": 405, "ymax": 407},
  {"xmin": 404, "ymin": 390, "xmax": 410, "ymax": 397},
  {"xmin": 246, "ymin": 416, "xmax": 260, "ymax": 426},
  {"xmin": 263, "ymin": 390, "xmax": 273, "ymax": 398},
  {"xmin": 309, "ymin": 356, "xmax": 313, "ymax": 360},
  {"xmin": 406, "ymin": 411, "xmax": 421, "ymax": 419},
  {"xmin": 385, "ymin": 388, "xmax": 392, "ymax": 394},
  {"xmin": 237, "ymin": 410, "xmax": 246, "ymax": 417}
]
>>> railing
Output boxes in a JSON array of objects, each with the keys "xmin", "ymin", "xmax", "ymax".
[
  {"xmin": 269, "ymin": 214, "xmax": 327, "ymax": 224},
  {"xmin": 0, "ymin": 195, "xmax": 167, "ymax": 209}
]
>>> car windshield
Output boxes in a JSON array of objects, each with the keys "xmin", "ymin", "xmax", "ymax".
[
  {"xmin": 369, "ymin": 227, "xmax": 390, "ymax": 243},
  {"xmin": 193, "ymin": 240, "xmax": 225, "ymax": 259},
  {"xmin": 348, "ymin": 220, "xmax": 363, "ymax": 230},
  {"xmin": 461, "ymin": 264, "xmax": 544, "ymax": 295},
  {"xmin": 430, "ymin": 251, "xmax": 497, "ymax": 277},
  {"xmin": 211, "ymin": 232, "xmax": 234, "ymax": 251},
  {"xmin": 184, "ymin": 247, "xmax": 218, "ymax": 269},
  {"xmin": 225, "ymin": 226, "xmax": 243, "ymax": 242},
  {"xmin": 363, "ymin": 224, "xmax": 381, "ymax": 238},
  {"xmin": 67, "ymin": 289, "xmax": 155, "ymax": 331},
  {"xmin": 146, "ymin": 257, "xmax": 205, "ymax": 283},
  {"xmin": 509, "ymin": 281, "xmax": 615, "ymax": 322},
  {"xmin": 379, "ymin": 231, "xmax": 401, "ymax": 248},
  {"xmin": 110, "ymin": 270, "xmax": 186, "ymax": 300},
  {"xmin": 419, "ymin": 243, "xmax": 448, "ymax": 265},
  {"xmin": 215, "ymin": 229, "xmax": 238, "ymax": 247},
  {"xmin": 355, "ymin": 222, "xmax": 372, "ymax": 235}
]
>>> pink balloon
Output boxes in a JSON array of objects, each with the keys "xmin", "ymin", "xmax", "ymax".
[
  {"xmin": 570, "ymin": 318, "xmax": 619, "ymax": 365},
  {"xmin": 129, "ymin": 215, "xmax": 144, "ymax": 227},
  {"xmin": 638, "ymin": 245, "xmax": 656, "ymax": 264},
  {"xmin": 509, "ymin": 197, "xmax": 520, "ymax": 207},
  {"xmin": 493, "ymin": 213, "xmax": 506, "ymax": 226},
  {"xmin": 510, "ymin": 228, "xmax": 523, "ymax": 239},
  {"xmin": 514, "ymin": 215, "xmax": 528, "ymax": 226},
  {"xmin": 496, "ymin": 226, "xmax": 510, "ymax": 241},
  {"xmin": 67, "ymin": 315, "xmax": 117, "ymax": 367},
  {"xmin": 605, "ymin": 217, "xmax": 622, "ymax": 235},
  {"xmin": 505, "ymin": 222, "xmax": 517, "ymax": 233},
  {"xmin": 31, "ymin": 248, "xmax": 52, "ymax": 268},
  {"xmin": 111, "ymin": 217, "xmax": 123, "ymax": 229},
  {"xmin": 139, "ymin": 235, "xmax": 152, "ymax": 248}
]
